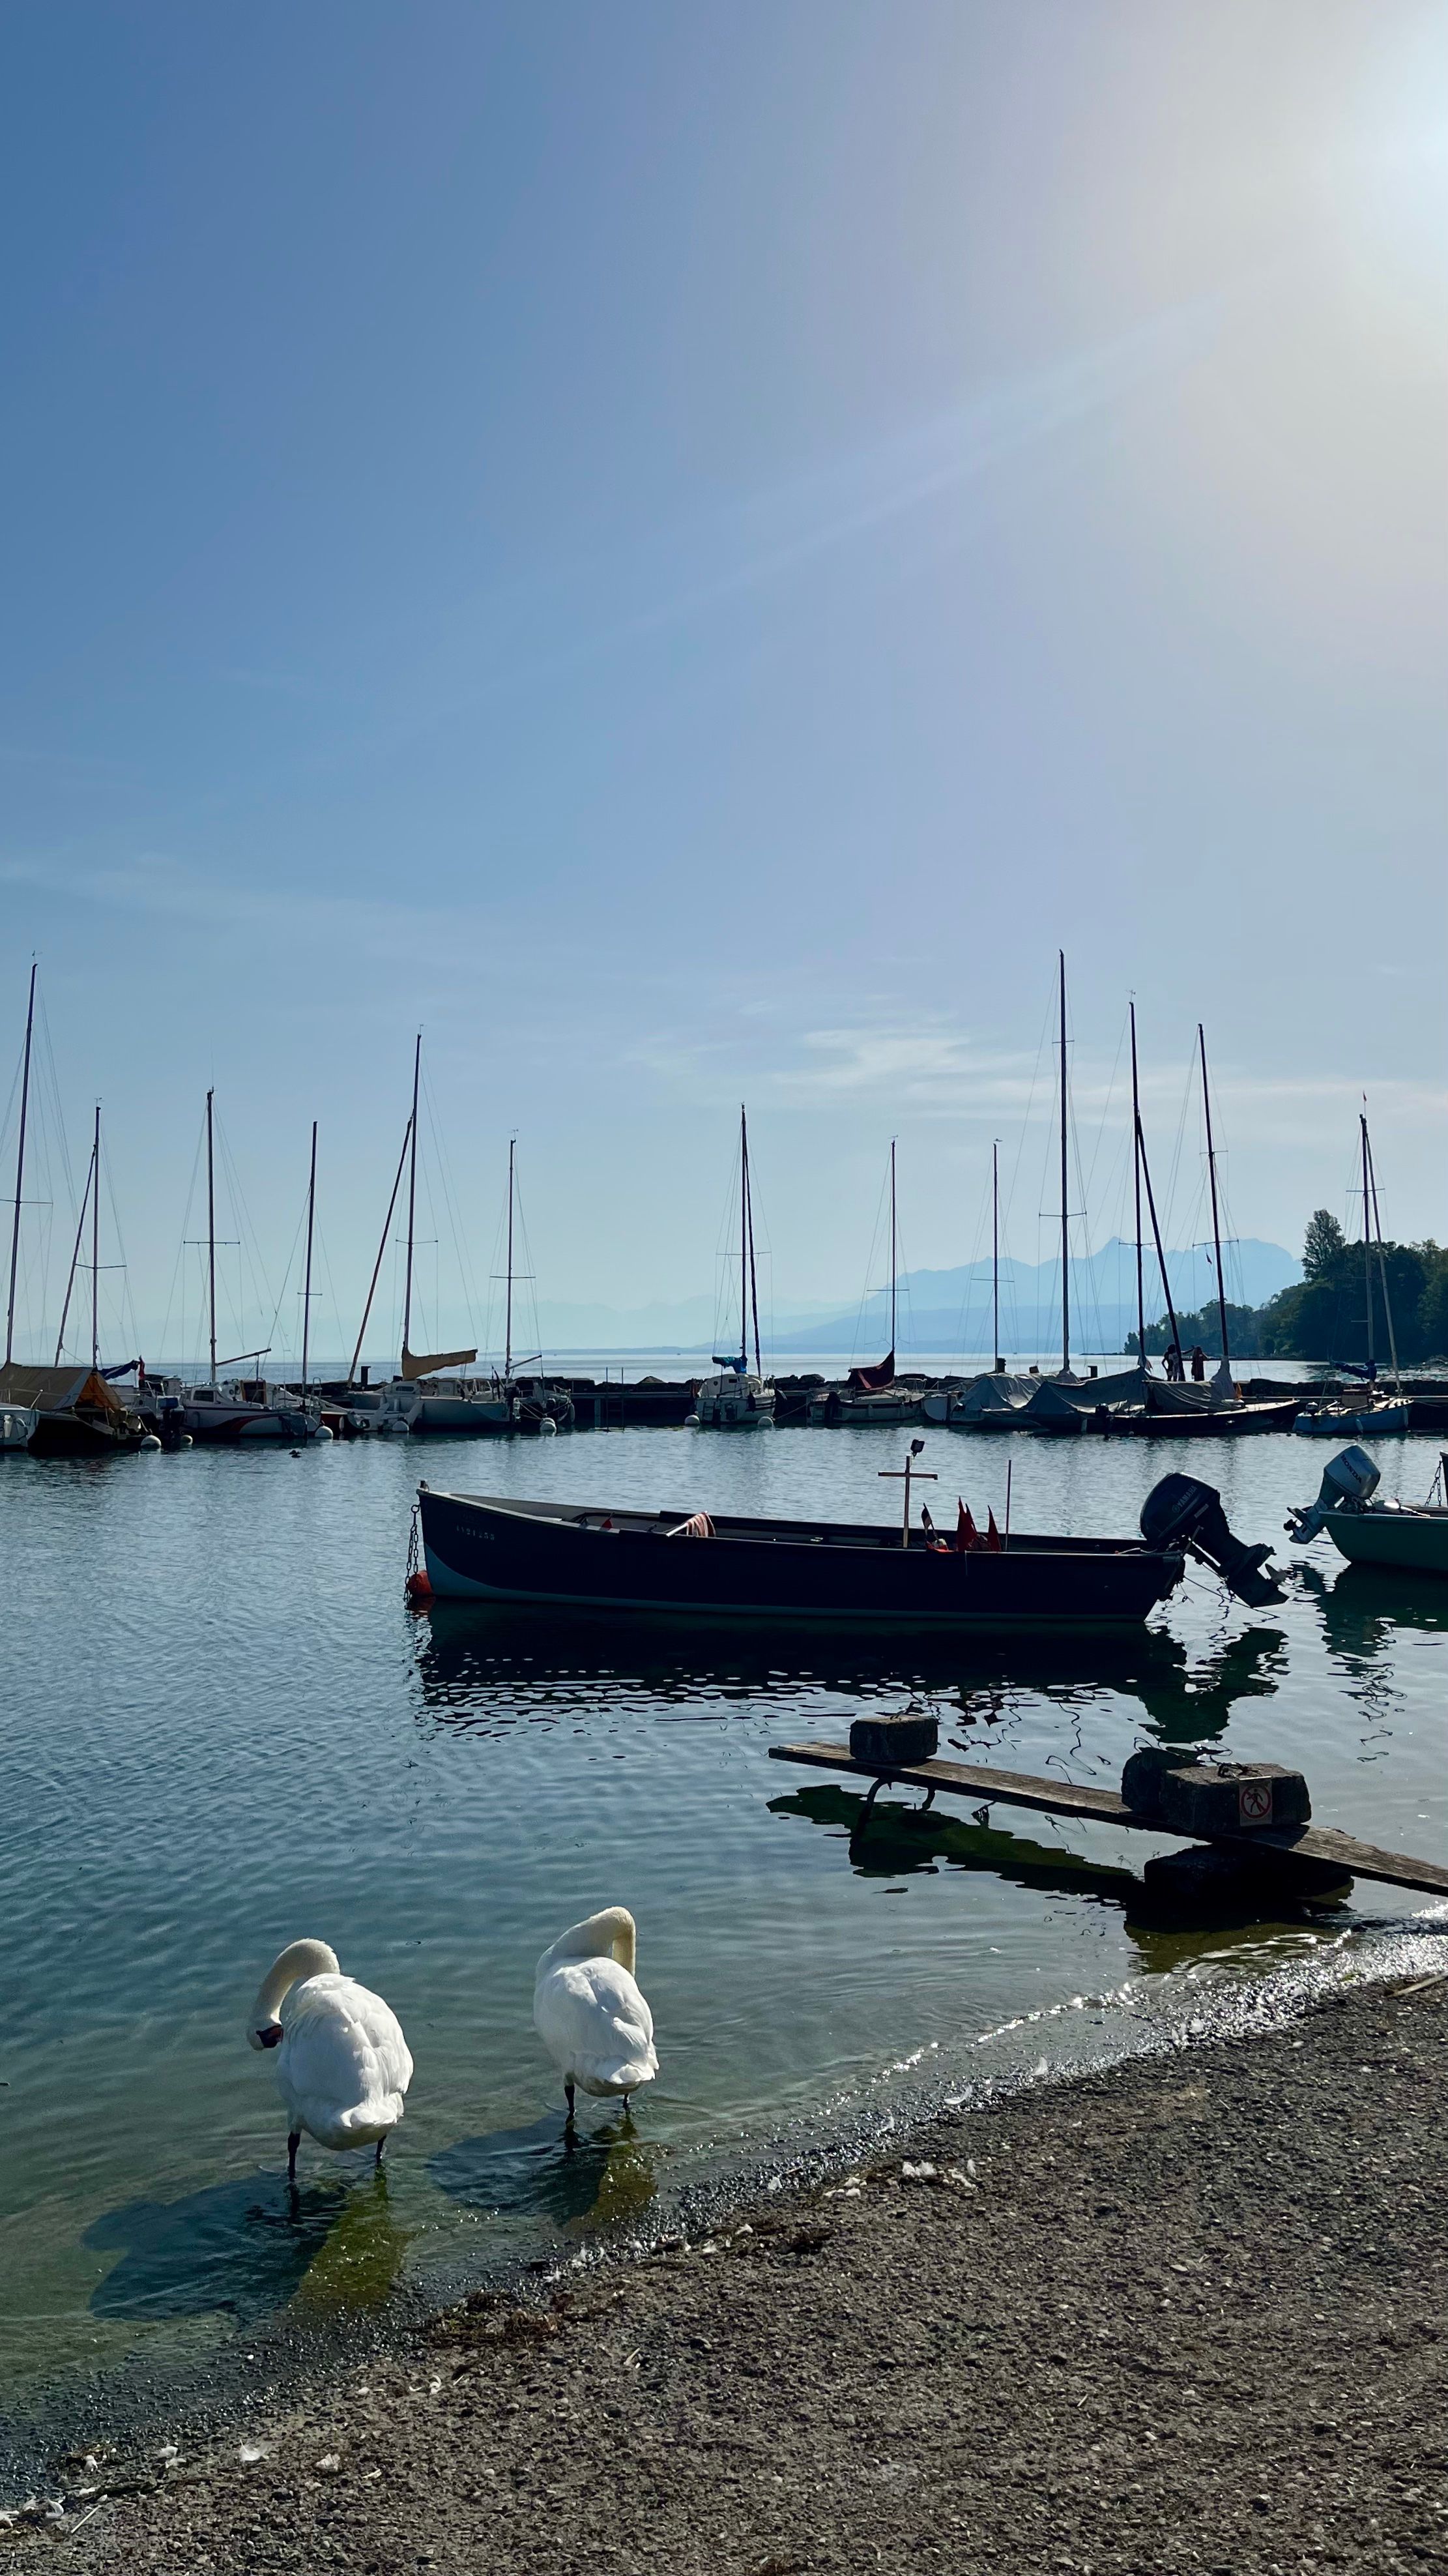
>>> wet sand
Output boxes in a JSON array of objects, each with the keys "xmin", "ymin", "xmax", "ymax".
[{"xmin": 9, "ymin": 1974, "xmax": 1448, "ymax": 2574}]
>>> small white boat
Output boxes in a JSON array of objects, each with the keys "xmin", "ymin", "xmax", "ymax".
[
  {"xmin": 0, "ymin": 1403, "xmax": 36, "ymax": 1452},
  {"xmin": 1286, "ymin": 1446, "xmax": 1448, "ymax": 1575},
  {"xmin": 696, "ymin": 1364, "xmax": 775, "ymax": 1429},
  {"xmin": 1294, "ymin": 1399, "xmax": 1411, "ymax": 1437}
]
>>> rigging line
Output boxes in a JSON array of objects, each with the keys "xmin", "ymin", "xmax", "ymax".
[
  {"xmin": 213, "ymin": 1109, "xmax": 277, "ymax": 1339},
  {"xmin": 265, "ymin": 1188, "xmax": 310, "ymax": 1362},
  {"xmin": 159, "ymin": 1111, "xmax": 208, "ymax": 1367},
  {"xmin": 1161, "ymin": 1047, "xmax": 1196, "ymax": 1244},
  {"xmin": 35, "ymin": 985, "xmax": 78, "ymax": 1220},
  {"xmin": 852, "ymin": 1152, "xmax": 893, "ymax": 1363},
  {"xmin": 998, "ymin": 984, "xmax": 1054, "ymax": 1358},
  {"xmin": 1076, "ymin": 1010, "xmax": 1129, "ymax": 1355},
  {"xmin": 419, "ymin": 1064, "xmax": 483, "ymax": 1346}
]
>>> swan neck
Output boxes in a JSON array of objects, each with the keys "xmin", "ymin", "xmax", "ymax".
[
  {"xmin": 539, "ymin": 1907, "xmax": 637, "ymax": 1980},
  {"xmin": 248, "ymin": 1938, "xmax": 340, "ymax": 2044}
]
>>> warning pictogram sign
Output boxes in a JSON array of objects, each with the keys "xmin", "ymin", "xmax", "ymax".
[{"xmin": 1238, "ymin": 1779, "xmax": 1273, "ymax": 1825}]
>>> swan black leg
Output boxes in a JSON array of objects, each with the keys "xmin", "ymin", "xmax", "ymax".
[
  {"xmin": 565, "ymin": 2081, "xmax": 575, "ymax": 2122},
  {"xmin": 375, "ymin": 2136, "xmax": 386, "ymax": 2167},
  {"xmin": 287, "ymin": 2131, "xmax": 300, "ymax": 2183}
]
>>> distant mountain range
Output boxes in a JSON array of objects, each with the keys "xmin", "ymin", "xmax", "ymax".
[{"xmin": 534, "ymin": 1239, "xmax": 1301, "ymax": 1358}]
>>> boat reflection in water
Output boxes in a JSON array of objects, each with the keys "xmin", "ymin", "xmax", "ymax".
[
  {"xmin": 411, "ymin": 1602, "xmax": 1288, "ymax": 1759},
  {"xmin": 1297, "ymin": 1560, "xmax": 1448, "ymax": 1667}
]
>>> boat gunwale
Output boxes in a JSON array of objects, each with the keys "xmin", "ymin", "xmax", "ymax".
[{"xmin": 418, "ymin": 1486, "xmax": 1168, "ymax": 1562}]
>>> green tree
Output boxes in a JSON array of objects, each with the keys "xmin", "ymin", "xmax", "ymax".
[{"xmin": 1303, "ymin": 1209, "xmax": 1346, "ymax": 1279}]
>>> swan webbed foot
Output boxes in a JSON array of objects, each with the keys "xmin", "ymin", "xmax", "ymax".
[{"xmin": 287, "ymin": 2130, "xmax": 300, "ymax": 2184}]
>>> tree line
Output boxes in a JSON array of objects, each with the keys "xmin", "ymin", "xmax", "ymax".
[{"xmin": 1125, "ymin": 1213, "xmax": 1448, "ymax": 1367}]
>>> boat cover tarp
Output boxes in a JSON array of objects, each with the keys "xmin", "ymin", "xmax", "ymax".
[
  {"xmin": 953, "ymin": 1373, "xmax": 1035, "ymax": 1416},
  {"xmin": 401, "ymin": 1343, "xmax": 478, "ymax": 1382},
  {"xmin": 1037, "ymin": 1364, "xmax": 1149, "ymax": 1411},
  {"xmin": 1023, "ymin": 1379, "xmax": 1087, "ymax": 1421},
  {"xmin": 1146, "ymin": 1377, "xmax": 1241, "ymax": 1416},
  {"xmin": 0, "ymin": 1364, "xmax": 122, "ymax": 1414}
]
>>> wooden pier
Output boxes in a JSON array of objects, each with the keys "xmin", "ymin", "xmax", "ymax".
[{"xmin": 767, "ymin": 1742, "xmax": 1448, "ymax": 1901}]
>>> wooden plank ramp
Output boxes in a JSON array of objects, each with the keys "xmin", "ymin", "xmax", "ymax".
[{"xmin": 767, "ymin": 1742, "xmax": 1448, "ymax": 1900}]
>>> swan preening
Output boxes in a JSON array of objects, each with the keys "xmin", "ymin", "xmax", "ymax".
[
  {"xmin": 533, "ymin": 1906, "xmax": 659, "ymax": 2119},
  {"xmin": 247, "ymin": 1939, "xmax": 413, "ymax": 2180}
]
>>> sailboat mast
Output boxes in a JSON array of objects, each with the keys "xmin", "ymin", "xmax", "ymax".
[
  {"xmin": 1129, "ymin": 1003, "xmax": 1146, "ymax": 1364},
  {"xmin": 205, "ymin": 1086, "xmax": 217, "ymax": 1383},
  {"xmin": 1058, "ymin": 952, "xmax": 1069, "ymax": 1375},
  {"xmin": 504, "ymin": 1136, "xmax": 515, "ymax": 1379},
  {"xmin": 55, "ymin": 1113, "xmax": 96, "ymax": 1367},
  {"xmin": 402, "ymin": 1033, "xmax": 421, "ymax": 1362},
  {"xmin": 889, "ymin": 1137, "xmax": 897, "ymax": 1357},
  {"xmin": 1198, "ymin": 1025, "xmax": 1230, "ymax": 1366},
  {"xmin": 301, "ymin": 1119, "xmax": 317, "ymax": 1389},
  {"xmin": 347, "ymin": 1117, "xmax": 411, "ymax": 1388},
  {"xmin": 1363, "ymin": 1118, "xmax": 1401, "ymax": 1390},
  {"xmin": 992, "ymin": 1138, "xmax": 1001, "ymax": 1371},
  {"xmin": 738, "ymin": 1104, "xmax": 748, "ymax": 1366},
  {"xmin": 91, "ymin": 1102, "xmax": 100, "ymax": 1371},
  {"xmin": 744, "ymin": 1109, "xmax": 762, "ymax": 1378},
  {"xmin": 5, "ymin": 961, "xmax": 36, "ymax": 1369},
  {"xmin": 1360, "ymin": 1112, "xmax": 1374, "ymax": 1377}
]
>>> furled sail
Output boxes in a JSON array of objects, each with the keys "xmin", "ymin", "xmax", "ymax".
[
  {"xmin": 848, "ymin": 1349, "xmax": 896, "ymax": 1392},
  {"xmin": 400, "ymin": 1345, "xmax": 478, "ymax": 1382}
]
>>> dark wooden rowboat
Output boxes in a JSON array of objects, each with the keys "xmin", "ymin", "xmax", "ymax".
[{"xmin": 415, "ymin": 1485, "xmax": 1185, "ymax": 1629}]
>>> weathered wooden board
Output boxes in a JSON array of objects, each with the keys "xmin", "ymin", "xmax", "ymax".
[{"xmin": 767, "ymin": 1742, "xmax": 1448, "ymax": 1899}]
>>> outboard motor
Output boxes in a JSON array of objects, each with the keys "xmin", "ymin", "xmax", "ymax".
[
  {"xmin": 1140, "ymin": 1473, "xmax": 1284, "ymax": 1607},
  {"xmin": 1284, "ymin": 1444, "xmax": 1380, "ymax": 1544}
]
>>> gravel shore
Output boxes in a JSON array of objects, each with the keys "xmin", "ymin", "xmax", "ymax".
[{"xmin": 9, "ymin": 1973, "xmax": 1448, "ymax": 2575}]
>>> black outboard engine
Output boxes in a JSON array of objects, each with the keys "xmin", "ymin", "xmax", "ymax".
[{"xmin": 1140, "ymin": 1473, "xmax": 1284, "ymax": 1608}]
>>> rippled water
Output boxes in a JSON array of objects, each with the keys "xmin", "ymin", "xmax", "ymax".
[{"xmin": 3, "ymin": 1419, "xmax": 1445, "ymax": 2435}]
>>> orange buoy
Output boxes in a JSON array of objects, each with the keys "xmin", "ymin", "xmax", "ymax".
[{"xmin": 405, "ymin": 1568, "xmax": 433, "ymax": 1603}]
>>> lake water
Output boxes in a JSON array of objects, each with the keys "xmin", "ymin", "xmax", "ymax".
[{"xmin": 3, "ymin": 1412, "xmax": 1446, "ymax": 2454}]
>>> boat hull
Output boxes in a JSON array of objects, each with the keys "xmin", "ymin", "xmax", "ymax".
[
  {"xmin": 416, "ymin": 1488, "xmax": 1183, "ymax": 1628},
  {"xmin": 1326, "ymin": 1509, "xmax": 1448, "ymax": 1576}
]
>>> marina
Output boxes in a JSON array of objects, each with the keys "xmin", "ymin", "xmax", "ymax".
[{"xmin": 4, "ymin": 1418, "xmax": 1448, "ymax": 2446}]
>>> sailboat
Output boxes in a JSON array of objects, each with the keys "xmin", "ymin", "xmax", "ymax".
[
  {"xmin": 0, "ymin": 972, "xmax": 151, "ymax": 1455},
  {"xmin": 811, "ymin": 1139, "xmax": 923, "ymax": 1426},
  {"xmin": 695, "ymin": 1107, "xmax": 775, "ymax": 1429},
  {"xmin": 341, "ymin": 1036, "xmax": 505, "ymax": 1434},
  {"xmin": 1294, "ymin": 1114, "xmax": 1410, "ymax": 1438},
  {"xmin": 173, "ymin": 1091, "xmax": 328, "ymax": 1442}
]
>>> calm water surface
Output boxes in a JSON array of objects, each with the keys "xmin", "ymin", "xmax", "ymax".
[{"xmin": 3, "ymin": 1420, "xmax": 1445, "ymax": 2430}]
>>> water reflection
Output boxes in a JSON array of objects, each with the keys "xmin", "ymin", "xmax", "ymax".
[
  {"xmin": 412, "ymin": 1604, "xmax": 1288, "ymax": 1753},
  {"xmin": 770, "ymin": 1781, "xmax": 1351, "ymax": 1957},
  {"xmin": 1298, "ymin": 1562, "xmax": 1448, "ymax": 1663},
  {"xmin": 430, "ymin": 2111, "xmax": 660, "ymax": 2234}
]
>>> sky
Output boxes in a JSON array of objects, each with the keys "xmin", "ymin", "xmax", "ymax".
[{"xmin": 3, "ymin": 0, "xmax": 1445, "ymax": 1364}]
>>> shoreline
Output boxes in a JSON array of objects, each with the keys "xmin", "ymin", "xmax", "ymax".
[{"xmin": 7, "ymin": 1972, "xmax": 1447, "ymax": 2572}]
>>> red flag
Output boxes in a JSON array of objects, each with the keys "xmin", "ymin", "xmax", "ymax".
[
  {"xmin": 985, "ymin": 1509, "xmax": 1002, "ymax": 1552},
  {"xmin": 955, "ymin": 1499, "xmax": 980, "ymax": 1553}
]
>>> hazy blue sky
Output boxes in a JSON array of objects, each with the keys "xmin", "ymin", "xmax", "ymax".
[{"xmin": 3, "ymin": 1, "xmax": 1445, "ymax": 1362}]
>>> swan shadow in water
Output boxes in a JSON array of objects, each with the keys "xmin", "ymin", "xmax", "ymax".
[
  {"xmin": 430, "ymin": 2110, "xmax": 661, "ymax": 2234},
  {"xmin": 85, "ymin": 2169, "xmax": 349, "ymax": 2324}
]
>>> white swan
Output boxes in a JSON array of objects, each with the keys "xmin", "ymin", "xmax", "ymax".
[
  {"xmin": 533, "ymin": 1907, "xmax": 658, "ymax": 2119},
  {"xmin": 246, "ymin": 1939, "xmax": 413, "ymax": 2180}
]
